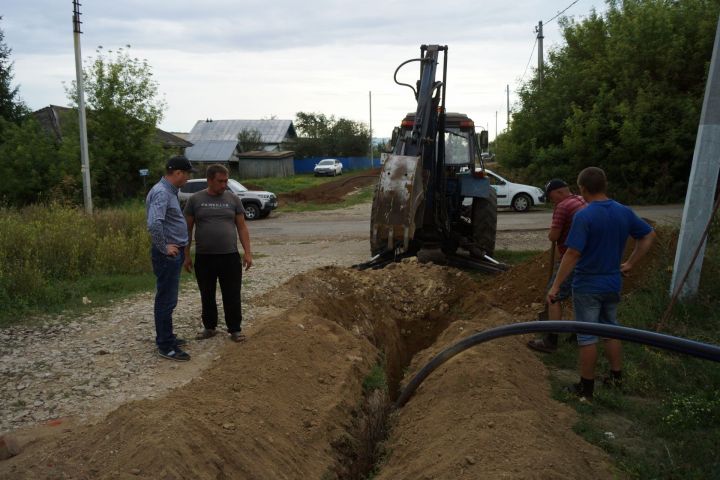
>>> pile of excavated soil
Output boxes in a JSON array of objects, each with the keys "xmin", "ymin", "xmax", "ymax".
[
  {"xmin": 484, "ymin": 230, "xmax": 666, "ymax": 316},
  {"xmin": 0, "ymin": 260, "xmax": 619, "ymax": 479},
  {"xmin": 278, "ymin": 170, "xmax": 379, "ymax": 204}
]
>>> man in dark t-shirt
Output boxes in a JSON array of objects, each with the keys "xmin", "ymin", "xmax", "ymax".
[
  {"xmin": 548, "ymin": 167, "xmax": 655, "ymax": 400},
  {"xmin": 184, "ymin": 164, "xmax": 253, "ymax": 342}
]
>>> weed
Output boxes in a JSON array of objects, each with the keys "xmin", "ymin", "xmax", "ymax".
[
  {"xmin": 363, "ymin": 362, "xmax": 388, "ymax": 394},
  {"xmin": 0, "ymin": 204, "xmax": 154, "ymax": 326}
]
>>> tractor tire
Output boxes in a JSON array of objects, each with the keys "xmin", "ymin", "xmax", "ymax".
[{"xmin": 472, "ymin": 189, "xmax": 497, "ymax": 256}]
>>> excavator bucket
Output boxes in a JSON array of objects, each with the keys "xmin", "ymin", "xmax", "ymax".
[{"xmin": 370, "ymin": 154, "xmax": 425, "ymax": 254}]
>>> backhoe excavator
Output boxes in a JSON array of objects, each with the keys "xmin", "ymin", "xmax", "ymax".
[{"xmin": 362, "ymin": 45, "xmax": 503, "ymax": 272}]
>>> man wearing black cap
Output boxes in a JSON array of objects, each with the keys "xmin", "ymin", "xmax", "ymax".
[
  {"xmin": 527, "ymin": 178, "xmax": 586, "ymax": 353},
  {"xmin": 145, "ymin": 155, "xmax": 197, "ymax": 361}
]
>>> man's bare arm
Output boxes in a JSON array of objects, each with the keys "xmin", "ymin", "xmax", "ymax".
[
  {"xmin": 621, "ymin": 230, "xmax": 656, "ymax": 274},
  {"xmin": 235, "ymin": 214, "xmax": 253, "ymax": 270}
]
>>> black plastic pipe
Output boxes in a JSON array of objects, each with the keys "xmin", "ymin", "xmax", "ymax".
[{"xmin": 395, "ymin": 321, "xmax": 720, "ymax": 408}]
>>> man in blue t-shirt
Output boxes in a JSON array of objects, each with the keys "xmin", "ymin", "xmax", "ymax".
[{"xmin": 547, "ymin": 167, "xmax": 655, "ymax": 400}]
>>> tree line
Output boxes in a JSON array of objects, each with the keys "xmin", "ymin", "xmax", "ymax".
[
  {"xmin": 0, "ymin": 19, "xmax": 372, "ymax": 207},
  {"xmin": 0, "ymin": 27, "xmax": 167, "ymax": 206},
  {"xmin": 283, "ymin": 111, "xmax": 371, "ymax": 159},
  {"xmin": 496, "ymin": 0, "xmax": 720, "ymax": 203}
]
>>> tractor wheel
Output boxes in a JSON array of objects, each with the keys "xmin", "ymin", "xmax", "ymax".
[{"xmin": 472, "ymin": 189, "xmax": 497, "ymax": 256}]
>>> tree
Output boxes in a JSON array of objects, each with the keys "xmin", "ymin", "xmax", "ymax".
[
  {"xmin": 289, "ymin": 112, "xmax": 370, "ymax": 157},
  {"xmin": 237, "ymin": 128, "xmax": 264, "ymax": 152},
  {"xmin": 499, "ymin": 0, "xmax": 720, "ymax": 203},
  {"xmin": 0, "ymin": 17, "xmax": 27, "ymax": 126},
  {"xmin": 0, "ymin": 117, "xmax": 75, "ymax": 205},
  {"xmin": 65, "ymin": 45, "xmax": 167, "ymax": 202}
]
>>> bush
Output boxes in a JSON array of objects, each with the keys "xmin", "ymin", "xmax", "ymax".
[{"xmin": 0, "ymin": 203, "xmax": 150, "ymax": 314}]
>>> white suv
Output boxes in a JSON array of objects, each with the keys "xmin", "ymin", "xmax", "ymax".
[
  {"xmin": 314, "ymin": 159, "xmax": 343, "ymax": 176},
  {"xmin": 179, "ymin": 178, "xmax": 278, "ymax": 220}
]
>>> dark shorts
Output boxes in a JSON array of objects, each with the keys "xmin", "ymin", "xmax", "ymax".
[
  {"xmin": 573, "ymin": 292, "xmax": 621, "ymax": 346},
  {"xmin": 546, "ymin": 264, "xmax": 574, "ymax": 302}
]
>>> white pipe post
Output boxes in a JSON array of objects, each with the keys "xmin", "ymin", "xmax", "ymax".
[{"xmin": 671, "ymin": 15, "xmax": 720, "ymax": 298}]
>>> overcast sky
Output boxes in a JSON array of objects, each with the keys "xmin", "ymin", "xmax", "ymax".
[{"xmin": 2, "ymin": 0, "xmax": 604, "ymax": 140}]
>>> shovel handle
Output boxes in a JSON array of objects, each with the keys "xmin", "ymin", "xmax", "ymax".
[{"xmin": 546, "ymin": 241, "xmax": 557, "ymax": 285}]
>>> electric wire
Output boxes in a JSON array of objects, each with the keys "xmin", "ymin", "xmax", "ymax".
[
  {"xmin": 546, "ymin": 0, "xmax": 581, "ymax": 25},
  {"xmin": 519, "ymin": 37, "xmax": 538, "ymax": 84}
]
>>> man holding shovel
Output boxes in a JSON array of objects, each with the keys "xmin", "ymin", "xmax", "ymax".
[{"xmin": 527, "ymin": 179, "xmax": 586, "ymax": 353}]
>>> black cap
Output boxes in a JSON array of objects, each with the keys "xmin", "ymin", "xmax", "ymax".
[
  {"xmin": 544, "ymin": 178, "xmax": 568, "ymax": 196},
  {"xmin": 166, "ymin": 155, "xmax": 197, "ymax": 173}
]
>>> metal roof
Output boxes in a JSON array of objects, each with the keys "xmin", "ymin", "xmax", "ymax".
[
  {"xmin": 185, "ymin": 140, "xmax": 238, "ymax": 163},
  {"xmin": 187, "ymin": 119, "xmax": 296, "ymax": 144}
]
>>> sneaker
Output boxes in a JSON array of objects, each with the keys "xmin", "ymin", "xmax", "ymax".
[
  {"xmin": 601, "ymin": 373, "xmax": 623, "ymax": 390},
  {"xmin": 158, "ymin": 347, "xmax": 191, "ymax": 361},
  {"xmin": 564, "ymin": 382, "xmax": 593, "ymax": 401},
  {"xmin": 527, "ymin": 338, "xmax": 557, "ymax": 353},
  {"xmin": 195, "ymin": 328, "xmax": 217, "ymax": 340},
  {"xmin": 229, "ymin": 331, "xmax": 246, "ymax": 343}
]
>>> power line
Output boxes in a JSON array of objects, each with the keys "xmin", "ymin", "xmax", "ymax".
[
  {"xmin": 519, "ymin": 37, "xmax": 538, "ymax": 84},
  {"xmin": 545, "ymin": 0, "xmax": 581, "ymax": 25}
]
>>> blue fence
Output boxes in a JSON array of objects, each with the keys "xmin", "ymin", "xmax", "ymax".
[{"xmin": 294, "ymin": 156, "xmax": 380, "ymax": 174}]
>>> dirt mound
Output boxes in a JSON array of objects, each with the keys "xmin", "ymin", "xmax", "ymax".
[
  {"xmin": 0, "ymin": 260, "xmax": 620, "ymax": 479},
  {"xmin": 482, "ymin": 229, "xmax": 667, "ymax": 317},
  {"xmin": 280, "ymin": 170, "xmax": 380, "ymax": 204}
]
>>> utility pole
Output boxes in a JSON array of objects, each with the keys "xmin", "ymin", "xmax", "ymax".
[
  {"xmin": 506, "ymin": 84, "xmax": 510, "ymax": 131},
  {"xmin": 671, "ymin": 14, "xmax": 720, "ymax": 298},
  {"xmin": 368, "ymin": 90, "xmax": 373, "ymax": 168},
  {"xmin": 73, "ymin": 0, "xmax": 92, "ymax": 214},
  {"xmin": 494, "ymin": 110, "xmax": 498, "ymax": 153},
  {"xmin": 536, "ymin": 20, "xmax": 544, "ymax": 85}
]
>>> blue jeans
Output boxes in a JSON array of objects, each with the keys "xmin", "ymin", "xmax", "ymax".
[
  {"xmin": 151, "ymin": 247, "xmax": 184, "ymax": 351},
  {"xmin": 573, "ymin": 292, "xmax": 621, "ymax": 346},
  {"xmin": 546, "ymin": 263, "xmax": 574, "ymax": 302}
]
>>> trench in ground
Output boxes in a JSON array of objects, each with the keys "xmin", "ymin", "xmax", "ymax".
[{"xmin": 311, "ymin": 266, "xmax": 469, "ymax": 479}]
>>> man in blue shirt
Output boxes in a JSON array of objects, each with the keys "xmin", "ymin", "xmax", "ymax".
[
  {"xmin": 548, "ymin": 167, "xmax": 655, "ymax": 400},
  {"xmin": 146, "ymin": 155, "xmax": 196, "ymax": 361}
]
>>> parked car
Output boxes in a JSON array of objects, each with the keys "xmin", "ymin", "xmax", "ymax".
[
  {"xmin": 462, "ymin": 169, "xmax": 545, "ymax": 212},
  {"xmin": 179, "ymin": 178, "xmax": 278, "ymax": 220},
  {"xmin": 314, "ymin": 159, "xmax": 343, "ymax": 176}
]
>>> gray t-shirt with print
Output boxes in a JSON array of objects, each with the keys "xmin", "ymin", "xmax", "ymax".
[{"xmin": 184, "ymin": 190, "xmax": 246, "ymax": 255}]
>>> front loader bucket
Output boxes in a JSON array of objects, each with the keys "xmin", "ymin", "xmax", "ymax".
[{"xmin": 370, "ymin": 154, "xmax": 425, "ymax": 255}]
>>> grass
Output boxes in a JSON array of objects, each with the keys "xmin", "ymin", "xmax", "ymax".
[
  {"xmin": 493, "ymin": 249, "xmax": 543, "ymax": 265},
  {"xmin": 539, "ymin": 228, "xmax": 720, "ymax": 478},
  {"xmin": 0, "ymin": 273, "xmax": 157, "ymax": 327},
  {"xmin": 363, "ymin": 360, "xmax": 389, "ymax": 393},
  {"xmin": 0, "ymin": 204, "xmax": 152, "ymax": 326}
]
